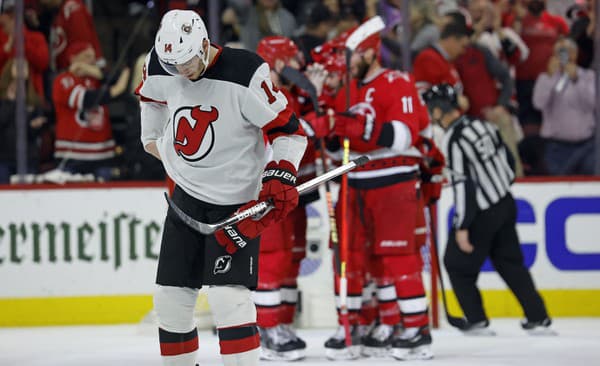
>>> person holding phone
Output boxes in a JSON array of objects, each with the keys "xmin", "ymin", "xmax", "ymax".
[{"xmin": 532, "ymin": 37, "xmax": 596, "ymax": 175}]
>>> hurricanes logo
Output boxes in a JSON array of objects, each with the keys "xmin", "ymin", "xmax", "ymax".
[
  {"xmin": 349, "ymin": 102, "xmax": 376, "ymax": 142},
  {"xmin": 214, "ymin": 255, "xmax": 232, "ymax": 275},
  {"xmin": 173, "ymin": 105, "xmax": 219, "ymax": 162}
]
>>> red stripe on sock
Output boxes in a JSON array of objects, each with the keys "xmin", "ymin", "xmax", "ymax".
[
  {"xmin": 160, "ymin": 337, "xmax": 199, "ymax": 356},
  {"xmin": 219, "ymin": 333, "xmax": 260, "ymax": 355}
]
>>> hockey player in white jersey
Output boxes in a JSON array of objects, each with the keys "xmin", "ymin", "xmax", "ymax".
[{"xmin": 135, "ymin": 9, "xmax": 307, "ymax": 366}]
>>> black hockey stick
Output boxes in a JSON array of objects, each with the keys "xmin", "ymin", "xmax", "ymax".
[
  {"xmin": 280, "ymin": 66, "xmax": 320, "ymax": 113},
  {"xmin": 427, "ymin": 204, "xmax": 471, "ymax": 329},
  {"xmin": 165, "ymin": 156, "xmax": 369, "ymax": 235}
]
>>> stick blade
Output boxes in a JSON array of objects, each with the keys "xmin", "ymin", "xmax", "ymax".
[
  {"xmin": 345, "ymin": 16, "xmax": 385, "ymax": 51},
  {"xmin": 164, "ymin": 193, "xmax": 216, "ymax": 235}
]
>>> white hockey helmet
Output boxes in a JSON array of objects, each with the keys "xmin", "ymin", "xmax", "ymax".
[{"xmin": 154, "ymin": 9, "xmax": 210, "ymax": 76}]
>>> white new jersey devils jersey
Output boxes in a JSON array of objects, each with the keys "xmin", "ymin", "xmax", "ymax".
[{"xmin": 137, "ymin": 46, "xmax": 296, "ymax": 205}]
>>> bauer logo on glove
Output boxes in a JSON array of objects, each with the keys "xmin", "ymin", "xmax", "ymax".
[{"xmin": 261, "ymin": 167, "xmax": 297, "ymax": 185}]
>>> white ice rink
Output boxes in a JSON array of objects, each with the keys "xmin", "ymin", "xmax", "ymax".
[{"xmin": 1, "ymin": 318, "xmax": 599, "ymax": 366}]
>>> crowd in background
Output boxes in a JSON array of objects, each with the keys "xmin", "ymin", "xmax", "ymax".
[{"xmin": 0, "ymin": 0, "xmax": 596, "ymax": 183}]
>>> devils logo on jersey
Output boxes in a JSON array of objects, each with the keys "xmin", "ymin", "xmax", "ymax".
[{"xmin": 173, "ymin": 105, "xmax": 219, "ymax": 162}]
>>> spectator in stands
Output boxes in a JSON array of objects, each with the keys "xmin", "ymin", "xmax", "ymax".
[
  {"xmin": 52, "ymin": 42, "xmax": 129, "ymax": 180},
  {"xmin": 234, "ymin": 0, "xmax": 297, "ymax": 51},
  {"xmin": 408, "ymin": 0, "xmax": 441, "ymax": 58},
  {"xmin": 0, "ymin": 59, "xmax": 47, "ymax": 183},
  {"xmin": 335, "ymin": 0, "xmax": 366, "ymax": 33},
  {"xmin": 0, "ymin": 1, "xmax": 49, "ymax": 101},
  {"xmin": 569, "ymin": 0, "xmax": 595, "ymax": 69},
  {"xmin": 413, "ymin": 21, "xmax": 470, "ymax": 94},
  {"xmin": 294, "ymin": 2, "xmax": 336, "ymax": 64},
  {"xmin": 471, "ymin": 0, "xmax": 529, "ymax": 68},
  {"xmin": 39, "ymin": 0, "xmax": 105, "ymax": 71},
  {"xmin": 504, "ymin": 0, "xmax": 569, "ymax": 136},
  {"xmin": 456, "ymin": 5, "xmax": 523, "ymax": 176},
  {"xmin": 532, "ymin": 37, "xmax": 596, "ymax": 175}
]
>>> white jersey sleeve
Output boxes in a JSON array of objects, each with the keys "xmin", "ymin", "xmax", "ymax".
[{"xmin": 242, "ymin": 63, "xmax": 307, "ymax": 169}]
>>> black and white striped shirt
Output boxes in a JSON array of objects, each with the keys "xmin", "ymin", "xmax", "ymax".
[{"xmin": 443, "ymin": 116, "xmax": 515, "ymax": 229}]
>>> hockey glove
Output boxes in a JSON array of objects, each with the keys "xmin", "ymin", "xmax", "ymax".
[
  {"xmin": 300, "ymin": 111, "xmax": 333, "ymax": 138},
  {"xmin": 333, "ymin": 112, "xmax": 368, "ymax": 139},
  {"xmin": 418, "ymin": 137, "xmax": 446, "ymax": 205},
  {"xmin": 214, "ymin": 201, "xmax": 272, "ymax": 254},
  {"xmin": 259, "ymin": 160, "xmax": 299, "ymax": 222}
]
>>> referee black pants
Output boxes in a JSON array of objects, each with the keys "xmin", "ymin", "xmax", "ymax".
[{"xmin": 443, "ymin": 194, "xmax": 548, "ymax": 323}]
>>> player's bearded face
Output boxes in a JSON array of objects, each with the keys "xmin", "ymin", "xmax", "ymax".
[
  {"xmin": 175, "ymin": 55, "xmax": 203, "ymax": 80},
  {"xmin": 350, "ymin": 50, "xmax": 373, "ymax": 80}
]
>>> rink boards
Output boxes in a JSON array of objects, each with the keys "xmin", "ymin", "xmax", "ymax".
[{"xmin": 0, "ymin": 179, "xmax": 599, "ymax": 326}]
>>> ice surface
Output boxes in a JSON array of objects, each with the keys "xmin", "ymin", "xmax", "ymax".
[{"xmin": 0, "ymin": 318, "xmax": 598, "ymax": 366}]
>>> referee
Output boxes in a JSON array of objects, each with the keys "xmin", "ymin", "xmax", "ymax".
[{"xmin": 423, "ymin": 84, "xmax": 553, "ymax": 334}]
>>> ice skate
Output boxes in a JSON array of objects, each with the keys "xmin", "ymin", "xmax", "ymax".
[
  {"xmin": 259, "ymin": 325, "xmax": 306, "ymax": 361},
  {"xmin": 459, "ymin": 319, "xmax": 497, "ymax": 336},
  {"xmin": 324, "ymin": 325, "xmax": 365, "ymax": 360},
  {"xmin": 361, "ymin": 324, "xmax": 394, "ymax": 357},
  {"xmin": 280, "ymin": 323, "xmax": 307, "ymax": 349},
  {"xmin": 521, "ymin": 317, "xmax": 557, "ymax": 336},
  {"xmin": 391, "ymin": 326, "xmax": 433, "ymax": 360}
]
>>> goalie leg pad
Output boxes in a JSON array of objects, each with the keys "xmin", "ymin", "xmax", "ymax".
[
  {"xmin": 207, "ymin": 285, "xmax": 260, "ymax": 365},
  {"xmin": 154, "ymin": 285, "xmax": 199, "ymax": 365}
]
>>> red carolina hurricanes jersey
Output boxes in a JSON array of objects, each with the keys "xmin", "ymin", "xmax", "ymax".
[
  {"xmin": 333, "ymin": 69, "xmax": 422, "ymax": 187},
  {"xmin": 52, "ymin": 72, "xmax": 115, "ymax": 160},
  {"xmin": 50, "ymin": 0, "xmax": 103, "ymax": 71}
]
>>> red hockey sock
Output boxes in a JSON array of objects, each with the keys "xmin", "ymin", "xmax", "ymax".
[
  {"xmin": 158, "ymin": 327, "xmax": 198, "ymax": 357},
  {"xmin": 217, "ymin": 323, "xmax": 260, "ymax": 355},
  {"xmin": 395, "ymin": 272, "xmax": 429, "ymax": 328}
]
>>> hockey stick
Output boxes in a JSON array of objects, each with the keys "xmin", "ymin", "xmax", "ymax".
[
  {"xmin": 337, "ymin": 15, "xmax": 386, "ymax": 347},
  {"xmin": 426, "ymin": 204, "xmax": 470, "ymax": 329},
  {"xmin": 165, "ymin": 156, "xmax": 369, "ymax": 235},
  {"xmin": 280, "ymin": 66, "xmax": 320, "ymax": 113}
]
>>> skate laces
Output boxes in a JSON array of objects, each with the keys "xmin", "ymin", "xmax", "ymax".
[
  {"xmin": 331, "ymin": 325, "xmax": 348, "ymax": 340},
  {"xmin": 274, "ymin": 325, "xmax": 294, "ymax": 345},
  {"xmin": 371, "ymin": 324, "xmax": 394, "ymax": 341},
  {"xmin": 280, "ymin": 324, "xmax": 299, "ymax": 341},
  {"xmin": 398, "ymin": 326, "xmax": 419, "ymax": 340}
]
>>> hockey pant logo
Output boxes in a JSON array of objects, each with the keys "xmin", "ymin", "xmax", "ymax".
[
  {"xmin": 173, "ymin": 105, "xmax": 219, "ymax": 162},
  {"xmin": 214, "ymin": 255, "xmax": 233, "ymax": 275}
]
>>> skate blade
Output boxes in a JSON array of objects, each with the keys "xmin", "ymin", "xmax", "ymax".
[
  {"xmin": 260, "ymin": 347, "xmax": 306, "ymax": 361},
  {"xmin": 361, "ymin": 345, "xmax": 390, "ymax": 358},
  {"xmin": 525, "ymin": 327, "xmax": 558, "ymax": 336},
  {"xmin": 325, "ymin": 345, "xmax": 362, "ymax": 360},
  {"xmin": 391, "ymin": 344, "xmax": 434, "ymax": 361},
  {"xmin": 462, "ymin": 328, "xmax": 497, "ymax": 336}
]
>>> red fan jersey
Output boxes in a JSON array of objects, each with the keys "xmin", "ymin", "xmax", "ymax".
[
  {"xmin": 413, "ymin": 46, "xmax": 462, "ymax": 94},
  {"xmin": 50, "ymin": 0, "xmax": 103, "ymax": 71},
  {"xmin": 52, "ymin": 72, "xmax": 115, "ymax": 160}
]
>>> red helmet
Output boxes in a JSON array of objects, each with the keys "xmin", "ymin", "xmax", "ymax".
[
  {"xmin": 311, "ymin": 45, "xmax": 346, "ymax": 75},
  {"xmin": 256, "ymin": 36, "xmax": 300, "ymax": 69},
  {"xmin": 310, "ymin": 31, "xmax": 351, "ymax": 75}
]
